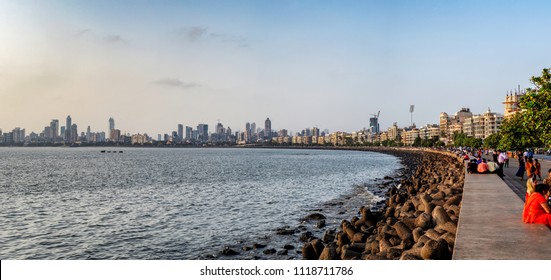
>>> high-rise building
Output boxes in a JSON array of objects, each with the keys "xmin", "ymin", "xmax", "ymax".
[
  {"xmin": 264, "ymin": 118, "xmax": 271, "ymax": 139},
  {"xmin": 312, "ymin": 127, "xmax": 320, "ymax": 137},
  {"xmin": 86, "ymin": 126, "xmax": 91, "ymax": 142},
  {"xmin": 197, "ymin": 124, "xmax": 208, "ymax": 142},
  {"xmin": 245, "ymin": 122, "xmax": 252, "ymax": 143},
  {"xmin": 178, "ymin": 124, "xmax": 184, "ymax": 141},
  {"xmin": 50, "ymin": 119, "xmax": 59, "ymax": 140},
  {"xmin": 108, "ymin": 117, "xmax": 115, "ymax": 140},
  {"xmin": 71, "ymin": 124, "xmax": 78, "ymax": 142},
  {"xmin": 65, "ymin": 115, "xmax": 72, "ymax": 142},
  {"xmin": 251, "ymin": 122, "xmax": 256, "ymax": 136},
  {"xmin": 185, "ymin": 126, "xmax": 193, "ymax": 140},
  {"xmin": 216, "ymin": 122, "xmax": 224, "ymax": 135}
]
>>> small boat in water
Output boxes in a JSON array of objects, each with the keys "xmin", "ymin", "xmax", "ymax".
[{"xmin": 101, "ymin": 150, "xmax": 106, "ymax": 153}]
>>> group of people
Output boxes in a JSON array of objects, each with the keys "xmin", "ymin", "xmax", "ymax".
[
  {"xmin": 515, "ymin": 152, "xmax": 542, "ymax": 181},
  {"xmin": 522, "ymin": 168, "xmax": 551, "ymax": 228},
  {"xmin": 462, "ymin": 148, "xmax": 550, "ymax": 228},
  {"xmin": 465, "ymin": 149, "xmax": 508, "ymax": 179}
]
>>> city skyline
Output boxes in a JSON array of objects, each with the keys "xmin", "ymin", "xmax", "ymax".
[{"xmin": 1, "ymin": 1, "xmax": 550, "ymax": 135}]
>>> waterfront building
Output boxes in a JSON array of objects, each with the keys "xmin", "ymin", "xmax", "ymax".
[
  {"xmin": 401, "ymin": 126, "xmax": 420, "ymax": 146},
  {"xmin": 463, "ymin": 108, "xmax": 503, "ymax": 139},
  {"xmin": 109, "ymin": 117, "xmax": 115, "ymax": 140},
  {"xmin": 387, "ymin": 122, "xmax": 401, "ymax": 142},
  {"xmin": 245, "ymin": 122, "xmax": 252, "ymax": 143},
  {"xmin": 70, "ymin": 124, "xmax": 78, "ymax": 143},
  {"xmin": 111, "ymin": 129, "xmax": 121, "ymax": 142},
  {"xmin": 197, "ymin": 124, "xmax": 208, "ymax": 142},
  {"xmin": 439, "ymin": 108, "xmax": 473, "ymax": 145},
  {"xmin": 3, "ymin": 132, "xmax": 13, "ymax": 144},
  {"xmin": 178, "ymin": 124, "xmax": 184, "ymax": 141},
  {"xmin": 12, "ymin": 127, "xmax": 25, "ymax": 143},
  {"xmin": 369, "ymin": 114, "xmax": 380, "ymax": 135},
  {"xmin": 312, "ymin": 127, "xmax": 320, "ymax": 137},
  {"xmin": 44, "ymin": 126, "xmax": 52, "ymax": 141},
  {"xmin": 65, "ymin": 115, "xmax": 72, "ymax": 142},
  {"xmin": 264, "ymin": 118, "xmax": 271, "ymax": 140},
  {"xmin": 503, "ymin": 86, "xmax": 526, "ymax": 118},
  {"xmin": 131, "ymin": 134, "xmax": 147, "ymax": 145},
  {"xmin": 50, "ymin": 119, "xmax": 59, "ymax": 140},
  {"xmin": 419, "ymin": 124, "xmax": 440, "ymax": 143},
  {"xmin": 185, "ymin": 126, "xmax": 192, "ymax": 140}
]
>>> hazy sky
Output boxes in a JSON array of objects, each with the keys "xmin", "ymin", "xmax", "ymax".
[{"xmin": 1, "ymin": 0, "xmax": 550, "ymax": 136}]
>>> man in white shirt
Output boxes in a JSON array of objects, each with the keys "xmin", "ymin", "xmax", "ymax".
[{"xmin": 497, "ymin": 150, "xmax": 508, "ymax": 179}]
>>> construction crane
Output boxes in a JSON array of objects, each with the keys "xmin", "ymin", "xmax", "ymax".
[{"xmin": 371, "ymin": 111, "xmax": 380, "ymax": 119}]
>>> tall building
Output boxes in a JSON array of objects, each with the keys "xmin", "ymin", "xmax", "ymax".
[
  {"xmin": 86, "ymin": 126, "xmax": 91, "ymax": 142},
  {"xmin": 50, "ymin": 119, "xmax": 59, "ymax": 140},
  {"xmin": 264, "ymin": 118, "xmax": 271, "ymax": 139},
  {"xmin": 245, "ymin": 122, "xmax": 252, "ymax": 143},
  {"xmin": 197, "ymin": 124, "xmax": 208, "ymax": 142},
  {"xmin": 369, "ymin": 114, "xmax": 380, "ymax": 135},
  {"xmin": 178, "ymin": 124, "xmax": 184, "ymax": 141},
  {"xmin": 71, "ymin": 124, "xmax": 78, "ymax": 142},
  {"xmin": 65, "ymin": 115, "xmax": 72, "ymax": 142},
  {"xmin": 108, "ymin": 117, "xmax": 115, "ymax": 140},
  {"xmin": 185, "ymin": 126, "xmax": 193, "ymax": 140},
  {"xmin": 503, "ymin": 85, "xmax": 526, "ymax": 118},
  {"xmin": 251, "ymin": 122, "xmax": 256, "ymax": 136},
  {"xmin": 463, "ymin": 108, "xmax": 503, "ymax": 139},
  {"xmin": 312, "ymin": 127, "xmax": 320, "ymax": 137}
]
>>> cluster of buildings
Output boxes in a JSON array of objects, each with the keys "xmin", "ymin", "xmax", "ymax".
[{"xmin": 0, "ymin": 88, "xmax": 526, "ymax": 147}]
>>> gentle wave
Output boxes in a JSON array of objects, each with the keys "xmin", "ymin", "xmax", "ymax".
[{"xmin": 0, "ymin": 147, "xmax": 400, "ymax": 259}]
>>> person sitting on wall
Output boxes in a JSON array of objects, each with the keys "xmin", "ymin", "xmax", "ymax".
[
  {"xmin": 467, "ymin": 159, "xmax": 478, "ymax": 174},
  {"xmin": 477, "ymin": 158, "xmax": 490, "ymax": 174},
  {"xmin": 523, "ymin": 183, "xmax": 551, "ymax": 228},
  {"xmin": 476, "ymin": 156, "xmax": 483, "ymax": 164},
  {"xmin": 487, "ymin": 159, "xmax": 499, "ymax": 174}
]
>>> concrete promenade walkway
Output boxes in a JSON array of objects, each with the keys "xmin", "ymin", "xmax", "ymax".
[{"xmin": 452, "ymin": 156, "xmax": 551, "ymax": 259}]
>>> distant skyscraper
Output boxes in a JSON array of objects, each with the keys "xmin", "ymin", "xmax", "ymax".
[
  {"xmin": 251, "ymin": 122, "xmax": 256, "ymax": 135},
  {"xmin": 178, "ymin": 124, "xmax": 184, "ymax": 141},
  {"xmin": 65, "ymin": 115, "xmax": 72, "ymax": 142},
  {"xmin": 86, "ymin": 126, "xmax": 91, "ymax": 142},
  {"xmin": 312, "ymin": 127, "xmax": 320, "ymax": 137},
  {"xmin": 245, "ymin": 122, "xmax": 251, "ymax": 143},
  {"xmin": 108, "ymin": 117, "xmax": 115, "ymax": 140},
  {"xmin": 216, "ymin": 122, "xmax": 224, "ymax": 134},
  {"xmin": 264, "ymin": 118, "xmax": 271, "ymax": 139},
  {"xmin": 185, "ymin": 126, "xmax": 193, "ymax": 140},
  {"xmin": 70, "ymin": 123, "xmax": 78, "ymax": 142},
  {"xmin": 50, "ymin": 119, "xmax": 59, "ymax": 140},
  {"xmin": 197, "ymin": 124, "xmax": 208, "ymax": 142}
]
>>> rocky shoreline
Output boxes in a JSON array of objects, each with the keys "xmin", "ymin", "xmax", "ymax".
[
  {"xmin": 302, "ymin": 148, "xmax": 465, "ymax": 260},
  {"xmin": 213, "ymin": 147, "xmax": 465, "ymax": 260}
]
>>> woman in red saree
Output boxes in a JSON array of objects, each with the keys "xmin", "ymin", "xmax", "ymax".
[{"xmin": 523, "ymin": 184, "xmax": 551, "ymax": 227}]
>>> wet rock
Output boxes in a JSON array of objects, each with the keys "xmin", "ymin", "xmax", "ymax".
[
  {"xmin": 283, "ymin": 244, "xmax": 295, "ymax": 250},
  {"xmin": 299, "ymin": 231, "xmax": 314, "ymax": 242},
  {"xmin": 222, "ymin": 247, "xmax": 239, "ymax": 256},
  {"xmin": 253, "ymin": 243, "xmax": 266, "ymax": 249},
  {"xmin": 276, "ymin": 227, "xmax": 297, "ymax": 235},
  {"xmin": 303, "ymin": 213, "xmax": 326, "ymax": 221},
  {"xmin": 277, "ymin": 249, "xmax": 288, "ymax": 256},
  {"xmin": 316, "ymin": 220, "xmax": 326, "ymax": 229},
  {"xmin": 302, "ymin": 243, "xmax": 317, "ymax": 260},
  {"xmin": 263, "ymin": 248, "xmax": 277, "ymax": 255},
  {"xmin": 319, "ymin": 244, "xmax": 339, "ymax": 260}
]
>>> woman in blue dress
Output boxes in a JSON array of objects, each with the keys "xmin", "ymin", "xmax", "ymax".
[{"xmin": 516, "ymin": 152, "xmax": 526, "ymax": 180}]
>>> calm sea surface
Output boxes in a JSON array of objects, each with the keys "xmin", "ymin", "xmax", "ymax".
[{"xmin": 0, "ymin": 147, "xmax": 400, "ymax": 259}]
